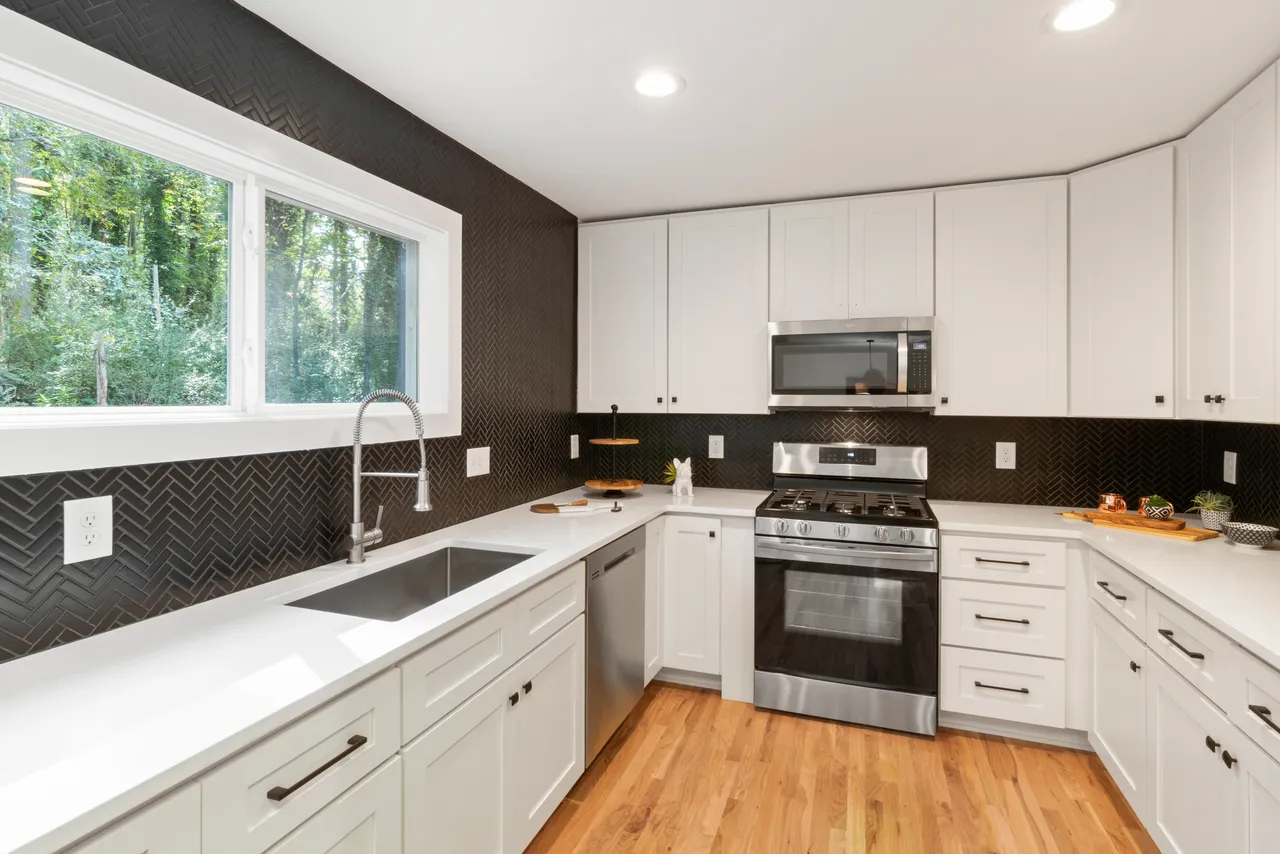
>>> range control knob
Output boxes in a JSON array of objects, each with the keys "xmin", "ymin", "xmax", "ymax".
[
  {"xmin": 773, "ymin": 519, "xmax": 789, "ymax": 535},
  {"xmin": 797, "ymin": 521, "xmax": 812, "ymax": 536},
  {"xmin": 835, "ymin": 524, "xmax": 849, "ymax": 539},
  {"xmin": 899, "ymin": 528, "xmax": 915, "ymax": 544},
  {"xmin": 874, "ymin": 526, "xmax": 890, "ymax": 543}
]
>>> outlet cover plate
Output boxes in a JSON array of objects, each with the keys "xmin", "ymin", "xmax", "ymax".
[
  {"xmin": 1224, "ymin": 451, "xmax": 1238, "ymax": 485},
  {"xmin": 467, "ymin": 446, "xmax": 491, "ymax": 477},
  {"xmin": 996, "ymin": 442, "xmax": 1017, "ymax": 470},
  {"xmin": 570, "ymin": 435, "xmax": 580, "ymax": 459},
  {"xmin": 708, "ymin": 435, "xmax": 724, "ymax": 459},
  {"xmin": 64, "ymin": 495, "xmax": 113, "ymax": 564}
]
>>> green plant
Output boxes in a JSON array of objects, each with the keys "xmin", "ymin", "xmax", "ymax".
[
  {"xmin": 662, "ymin": 460, "xmax": 678, "ymax": 485},
  {"xmin": 1146, "ymin": 495, "xmax": 1170, "ymax": 509},
  {"xmin": 1191, "ymin": 490, "xmax": 1235, "ymax": 512}
]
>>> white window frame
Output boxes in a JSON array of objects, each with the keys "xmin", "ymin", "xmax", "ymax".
[{"xmin": 0, "ymin": 9, "xmax": 462, "ymax": 477}]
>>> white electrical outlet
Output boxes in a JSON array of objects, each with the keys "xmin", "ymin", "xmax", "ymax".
[
  {"xmin": 466, "ymin": 446, "xmax": 491, "ymax": 477},
  {"xmin": 708, "ymin": 435, "xmax": 724, "ymax": 459},
  {"xmin": 64, "ymin": 495, "xmax": 113, "ymax": 564},
  {"xmin": 570, "ymin": 434, "xmax": 580, "ymax": 459},
  {"xmin": 1224, "ymin": 450, "xmax": 1238, "ymax": 485},
  {"xmin": 996, "ymin": 442, "xmax": 1017, "ymax": 470}
]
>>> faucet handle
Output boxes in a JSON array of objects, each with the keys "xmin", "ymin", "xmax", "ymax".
[{"xmin": 373, "ymin": 504, "xmax": 384, "ymax": 534}]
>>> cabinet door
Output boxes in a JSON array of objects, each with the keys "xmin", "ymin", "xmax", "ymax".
[
  {"xmin": 668, "ymin": 209, "xmax": 769, "ymax": 414},
  {"xmin": 661, "ymin": 515, "xmax": 722, "ymax": 675},
  {"xmin": 1178, "ymin": 65, "xmax": 1278, "ymax": 422},
  {"xmin": 644, "ymin": 519, "xmax": 664, "ymax": 685},
  {"xmin": 1237, "ymin": 733, "xmax": 1280, "ymax": 854},
  {"xmin": 848, "ymin": 191, "xmax": 934, "ymax": 317},
  {"xmin": 934, "ymin": 179, "xmax": 1068, "ymax": 416},
  {"xmin": 1089, "ymin": 602, "xmax": 1148, "ymax": 815},
  {"xmin": 769, "ymin": 201, "xmax": 850, "ymax": 321},
  {"xmin": 70, "ymin": 785, "xmax": 200, "ymax": 854},
  {"xmin": 402, "ymin": 671, "xmax": 511, "ymax": 854},
  {"xmin": 578, "ymin": 219, "xmax": 668, "ymax": 413},
  {"xmin": 506, "ymin": 616, "xmax": 586, "ymax": 854},
  {"xmin": 1070, "ymin": 148, "xmax": 1175, "ymax": 419},
  {"xmin": 265, "ymin": 759, "xmax": 401, "ymax": 854},
  {"xmin": 1147, "ymin": 655, "xmax": 1242, "ymax": 854}
]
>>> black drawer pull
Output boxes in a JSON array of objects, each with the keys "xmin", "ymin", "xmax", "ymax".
[
  {"xmin": 974, "ymin": 680, "xmax": 1030, "ymax": 695},
  {"xmin": 975, "ymin": 614, "xmax": 1031, "ymax": 625},
  {"xmin": 1222, "ymin": 750, "xmax": 1237, "ymax": 769},
  {"xmin": 1206, "ymin": 735, "xmax": 1220, "ymax": 752},
  {"xmin": 975, "ymin": 557, "xmax": 1031, "ymax": 567},
  {"xmin": 1159, "ymin": 628, "xmax": 1206, "ymax": 661},
  {"xmin": 266, "ymin": 735, "xmax": 367, "ymax": 802},
  {"xmin": 523, "ymin": 680, "xmax": 533, "ymax": 695},
  {"xmin": 509, "ymin": 692, "xmax": 520, "ymax": 706},
  {"xmin": 1130, "ymin": 661, "xmax": 1141, "ymax": 673},
  {"xmin": 1249, "ymin": 704, "xmax": 1280, "ymax": 735},
  {"xmin": 1096, "ymin": 581, "xmax": 1127, "ymax": 602}
]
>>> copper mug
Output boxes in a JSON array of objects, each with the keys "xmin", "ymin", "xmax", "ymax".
[{"xmin": 1098, "ymin": 493, "xmax": 1127, "ymax": 514}]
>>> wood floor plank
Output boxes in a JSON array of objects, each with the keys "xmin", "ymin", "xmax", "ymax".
[{"xmin": 527, "ymin": 683, "xmax": 1158, "ymax": 854}]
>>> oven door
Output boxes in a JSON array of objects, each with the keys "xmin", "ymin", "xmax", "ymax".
[{"xmin": 754, "ymin": 536, "xmax": 938, "ymax": 696}]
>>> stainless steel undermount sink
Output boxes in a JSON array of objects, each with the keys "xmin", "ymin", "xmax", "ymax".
[{"xmin": 286, "ymin": 546, "xmax": 535, "ymax": 621}]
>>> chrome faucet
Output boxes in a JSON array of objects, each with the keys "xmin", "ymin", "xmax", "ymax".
[{"xmin": 347, "ymin": 389, "xmax": 431, "ymax": 564}]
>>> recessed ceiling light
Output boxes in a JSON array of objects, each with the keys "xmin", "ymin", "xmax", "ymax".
[
  {"xmin": 1052, "ymin": 0, "xmax": 1117, "ymax": 32},
  {"xmin": 635, "ymin": 70, "xmax": 684, "ymax": 98}
]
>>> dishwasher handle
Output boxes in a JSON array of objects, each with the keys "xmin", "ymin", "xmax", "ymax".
[{"xmin": 602, "ymin": 548, "xmax": 636, "ymax": 574}]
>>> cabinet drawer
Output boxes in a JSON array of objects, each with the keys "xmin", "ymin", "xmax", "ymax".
[
  {"xmin": 201, "ymin": 670, "xmax": 400, "ymax": 854},
  {"xmin": 1230, "ymin": 646, "xmax": 1280, "ymax": 767},
  {"xmin": 941, "ymin": 646, "xmax": 1066, "ymax": 728},
  {"xmin": 71, "ymin": 784, "xmax": 200, "ymax": 854},
  {"xmin": 941, "ymin": 535, "xmax": 1066, "ymax": 587},
  {"xmin": 400, "ymin": 562, "xmax": 585, "ymax": 744},
  {"xmin": 941, "ymin": 579, "xmax": 1066, "ymax": 658},
  {"xmin": 1088, "ymin": 551, "xmax": 1148, "ymax": 637},
  {"xmin": 1146, "ymin": 591, "xmax": 1234, "ymax": 711},
  {"xmin": 264, "ymin": 757, "xmax": 401, "ymax": 854}
]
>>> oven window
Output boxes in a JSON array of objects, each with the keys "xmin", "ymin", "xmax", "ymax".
[
  {"xmin": 784, "ymin": 570, "xmax": 903, "ymax": 644},
  {"xmin": 772, "ymin": 332, "xmax": 900, "ymax": 395}
]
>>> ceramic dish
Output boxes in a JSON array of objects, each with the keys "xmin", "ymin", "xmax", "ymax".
[{"xmin": 1223, "ymin": 522, "xmax": 1279, "ymax": 549}]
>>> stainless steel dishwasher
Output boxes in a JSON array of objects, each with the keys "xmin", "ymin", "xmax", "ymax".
[{"xmin": 585, "ymin": 526, "xmax": 646, "ymax": 765}]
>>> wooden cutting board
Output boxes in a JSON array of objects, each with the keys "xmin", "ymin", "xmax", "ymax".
[
  {"xmin": 1061, "ymin": 510, "xmax": 1186, "ymax": 531},
  {"xmin": 1087, "ymin": 517, "xmax": 1219, "ymax": 541}
]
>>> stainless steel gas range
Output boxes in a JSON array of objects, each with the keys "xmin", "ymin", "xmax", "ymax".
[{"xmin": 754, "ymin": 442, "xmax": 939, "ymax": 736}]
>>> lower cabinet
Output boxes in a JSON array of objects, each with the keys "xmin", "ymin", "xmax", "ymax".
[
  {"xmin": 1089, "ymin": 600, "xmax": 1147, "ymax": 812},
  {"xmin": 661, "ymin": 515, "xmax": 722, "ymax": 675},
  {"xmin": 70, "ymin": 785, "xmax": 200, "ymax": 854},
  {"xmin": 644, "ymin": 518, "xmax": 664, "ymax": 684},
  {"xmin": 1236, "ymin": 732, "xmax": 1280, "ymax": 854},
  {"xmin": 402, "ymin": 615, "xmax": 585, "ymax": 854},
  {"xmin": 265, "ymin": 758, "xmax": 402, "ymax": 854}
]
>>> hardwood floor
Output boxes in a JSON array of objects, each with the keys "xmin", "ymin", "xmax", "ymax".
[{"xmin": 528, "ymin": 683, "xmax": 1157, "ymax": 854}]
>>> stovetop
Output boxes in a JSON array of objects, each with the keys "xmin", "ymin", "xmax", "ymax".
[{"xmin": 760, "ymin": 487, "xmax": 935, "ymax": 526}]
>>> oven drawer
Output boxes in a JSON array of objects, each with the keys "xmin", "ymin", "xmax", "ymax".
[
  {"xmin": 941, "ymin": 579, "xmax": 1066, "ymax": 658},
  {"xmin": 1088, "ymin": 551, "xmax": 1148, "ymax": 637},
  {"xmin": 1146, "ymin": 590, "xmax": 1234, "ymax": 711},
  {"xmin": 941, "ymin": 535, "xmax": 1066, "ymax": 588},
  {"xmin": 941, "ymin": 646, "xmax": 1066, "ymax": 728}
]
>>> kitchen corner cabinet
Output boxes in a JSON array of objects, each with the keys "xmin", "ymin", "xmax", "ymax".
[
  {"xmin": 644, "ymin": 518, "xmax": 664, "ymax": 684},
  {"xmin": 1088, "ymin": 601, "xmax": 1148, "ymax": 813},
  {"xmin": 934, "ymin": 179, "xmax": 1068, "ymax": 417},
  {"xmin": 70, "ymin": 785, "xmax": 200, "ymax": 854},
  {"xmin": 662, "ymin": 515, "xmax": 722, "ymax": 675},
  {"xmin": 1070, "ymin": 148, "xmax": 1175, "ymax": 419},
  {"xmin": 668, "ymin": 209, "xmax": 769, "ymax": 414},
  {"xmin": 1177, "ymin": 62, "xmax": 1278, "ymax": 423},
  {"xmin": 577, "ymin": 219, "xmax": 668, "ymax": 413}
]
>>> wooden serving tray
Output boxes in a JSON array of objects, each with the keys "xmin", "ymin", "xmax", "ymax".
[
  {"xmin": 589, "ymin": 438, "xmax": 640, "ymax": 446},
  {"xmin": 584, "ymin": 478, "xmax": 643, "ymax": 492},
  {"xmin": 1062, "ymin": 510, "xmax": 1186, "ymax": 531}
]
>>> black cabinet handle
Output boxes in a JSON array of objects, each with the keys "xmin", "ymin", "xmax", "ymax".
[
  {"xmin": 672, "ymin": 396, "xmax": 678, "ymax": 403},
  {"xmin": 1214, "ymin": 395, "xmax": 1225, "ymax": 404},
  {"xmin": 1096, "ymin": 581, "xmax": 1127, "ymax": 602},
  {"xmin": 1223, "ymin": 750, "xmax": 1237, "ymax": 769},
  {"xmin": 974, "ymin": 680, "xmax": 1030, "ymax": 695},
  {"xmin": 1249, "ymin": 704, "xmax": 1280, "ymax": 735},
  {"xmin": 266, "ymin": 735, "xmax": 367, "ymax": 802},
  {"xmin": 975, "ymin": 614, "xmax": 1031, "ymax": 625},
  {"xmin": 509, "ymin": 692, "xmax": 520, "ymax": 706},
  {"xmin": 1130, "ymin": 661, "xmax": 1141, "ymax": 673},
  {"xmin": 523, "ymin": 681, "xmax": 533, "ymax": 695},
  {"xmin": 1206, "ymin": 735, "xmax": 1220, "ymax": 753},
  {"xmin": 709, "ymin": 531, "xmax": 716, "ymax": 538},
  {"xmin": 1205, "ymin": 394, "xmax": 1213, "ymax": 404},
  {"xmin": 940, "ymin": 397, "xmax": 949, "ymax": 405},
  {"xmin": 975, "ymin": 557, "xmax": 1031, "ymax": 567},
  {"xmin": 1155, "ymin": 395, "xmax": 1165, "ymax": 404},
  {"xmin": 1159, "ymin": 628, "xmax": 1206, "ymax": 661}
]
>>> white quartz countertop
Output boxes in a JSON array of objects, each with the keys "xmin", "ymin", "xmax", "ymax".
[
  {"xmin": 932, "ymin": 500, "xmax": 1280, "ymax": 673},
  {"xmin": 0, "ymin": 485, "xmax": 767, "ymax": 854}
]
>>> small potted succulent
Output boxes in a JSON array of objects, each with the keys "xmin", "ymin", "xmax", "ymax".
[
  {"xmin": 1142, "ymin": 495, "xmax": 1175, "ymax": 521},
  {"xmin": 1190, "ymin": 490, "xmax": 1235, "ymax": 531},
  {"xmin": 662, "ymin": 460, "xmax": 678, "ymax": 488}
]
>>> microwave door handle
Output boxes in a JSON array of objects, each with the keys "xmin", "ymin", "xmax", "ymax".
[{"xmin": 897, "ymin": 332, "xmax": 909, "ymax": 394}]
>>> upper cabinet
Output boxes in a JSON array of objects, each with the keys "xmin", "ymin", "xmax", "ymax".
[
  {"xmin": 668, "ymin": 209, "xmax": 770, "ymax": 414},
  {"xmin": 769, "ymin": 192, "xmax": 934, "ymax": 322},
  {"xmin": 934, "ymin": 179, "xmax": 1068, "ymax": 417},
  {"xmin": 577, "ymin": 219, "xmax": 669, "ymax": 414},
  {"xmin": 1070, "ymin": 147, "xmax": 1175, "ymax": 419},
  {"xmin": 1177, "ymin": 63, "xmax": 1278, "ymax": 423}
]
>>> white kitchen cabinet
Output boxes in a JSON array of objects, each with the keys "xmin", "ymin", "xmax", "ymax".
[
  {"xmin": 934, "ymin": 179, "xmax": 1068, "ymax": 416},
  {"xmin": 1070, "ymin": 147, "xmax": 1175, "ymax": 419},
  {"xmin": 668, "ymin": 209, "xmax": 769, "ymax": 414},
  {"xmin": 578, "ymin": 219, "xmax": 669, "ymax": 413},
  {"xmin": 265, "ymin": 758, "xmax": 401, "ymax": 854},
  {"xmin": 848, "ymin": 191, "xmax": 934, "ymax": 318},
  {"xmin": 1236, "ymin": 731, "xmax": 1280, "ymax": 854},
  {"xmin": 769, "ymin": 200, "xmax": 849, "ymax": 321},
  {"xmin": 662, "ymin": 515, "xmax": 722, "ymax": 675},
  {"xmin": 69, "ymin": 785, "xmax": 200, "ymax": 854},
  {"xmin": 1147, "ymin": 654, "xmax": 1243, "ymax": 854},
  {"xmin": 1089, "ymin": 601, "xmax": 1148, "ymax": 815},
  {"xmin": 644, "ymin": 518, "xmax": 664, "ymax": 685},
  {"xmin": 1177, "ymin": 63, "xmax": 1278, "ymax": 423}
]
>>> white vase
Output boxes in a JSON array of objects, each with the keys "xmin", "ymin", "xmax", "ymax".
[{"xmin": 1200, "ymin": 508, "xmax": 1232, "ymax": 531}]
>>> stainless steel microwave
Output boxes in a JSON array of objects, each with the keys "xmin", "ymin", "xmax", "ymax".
[{"xmin": 768, "ymin": 317, "xmax": 937, "ymax": 410}]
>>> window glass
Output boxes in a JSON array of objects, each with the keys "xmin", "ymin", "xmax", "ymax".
[
  {"xmin": 0, "ymin": 102, "xmax": 230, "ymax": 407},
  {"xmin": 263, "ymin": 195, "xmax": 415, "ymax": 404}
]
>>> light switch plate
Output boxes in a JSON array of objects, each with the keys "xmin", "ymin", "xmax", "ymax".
[
  {"xmin": 64, "ymin": 495, "xmax": 113, "ymax": 564},
  {"xmin": 708, "ymin": 435, "xmax": 724, "ymax": 459},
  {"xmin": 996, "ymin": 442, "xmax": 1016, "ymax": 470},
  {"xmin": 1224, "ymin": 451, "xmax": 1238, "ymax": 485},
  {"xmin": 570, "ymin": 434, "xmax": 579, "ymax": 459},
  {"xmin": 467, "ymin": 447, "xmax": 491, "ymax": 477}
]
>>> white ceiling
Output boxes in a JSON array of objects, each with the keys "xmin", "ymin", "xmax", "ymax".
[{"xmin": 237, "ymin": 0, "xmax": 1280, "ymax": 220}]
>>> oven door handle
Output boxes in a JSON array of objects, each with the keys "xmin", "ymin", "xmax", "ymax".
[{"xmin": 755, "ymin": 538, "xmax": 937, "ymax": 573}]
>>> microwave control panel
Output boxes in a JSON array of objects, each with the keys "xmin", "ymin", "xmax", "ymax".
[{"xmin": 906, "ymin": 332, "xmax": 932, "ymax": 394}]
